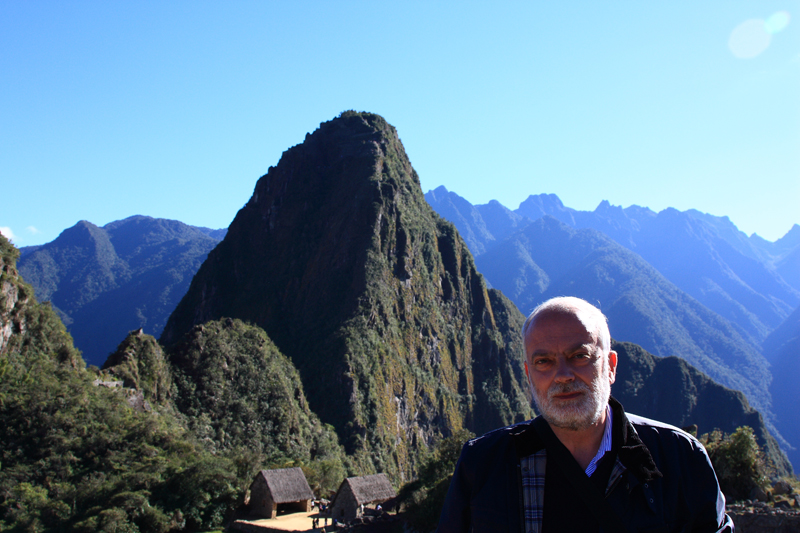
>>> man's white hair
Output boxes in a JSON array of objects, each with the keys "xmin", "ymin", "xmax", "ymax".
[{"xmin": 522, "ymin": 296, "xmax": 611, "ymax": 353}]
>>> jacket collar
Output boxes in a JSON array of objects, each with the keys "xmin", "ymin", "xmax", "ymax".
[
  {"xmin": 510, "ymin": 397, "xmax": 662, "ymax": 482},
  {"xmin": 610, "ymin": 396, "xmax": 663, "ymax": 482}
]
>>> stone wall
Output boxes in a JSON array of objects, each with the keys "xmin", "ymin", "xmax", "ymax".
[{"xmin": 729, "ymin": 504, "xmax": 800, "ymax": 533}]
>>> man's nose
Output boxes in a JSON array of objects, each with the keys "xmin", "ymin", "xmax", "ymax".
[{"xmin": 553, "ymin": 357, "xmax": 575, "ymax": 383}]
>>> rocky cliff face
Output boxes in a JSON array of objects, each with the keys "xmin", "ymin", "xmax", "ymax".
[
  {"xmin": 0, "ymin": 234, "xmax": 82, "ymax": 368},
  {"xmin": 0, "ymin": 238, "xmax": 24, "ymax": 354},
  {"xmin": 162, "ymin": 112, "xmax": 533, "ymax": 478}
]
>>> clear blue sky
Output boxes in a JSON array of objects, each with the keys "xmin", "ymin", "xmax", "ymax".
[{"xmin": 2, "ymin": 1, "xmax": 798, "ymax": 246}]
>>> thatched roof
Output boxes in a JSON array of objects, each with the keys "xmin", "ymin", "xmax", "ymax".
[
  {"xmin": 254, "ymin": 467, "xmax": 314, "ymax": 503},
  {"xmin": 338, "ymin": 473, "xmax": 396, "ymax": 505}
]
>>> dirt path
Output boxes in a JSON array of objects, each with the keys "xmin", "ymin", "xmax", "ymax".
[{"xmin": 231, "ymin": 510, "xmax": 324, "ymax": 532}]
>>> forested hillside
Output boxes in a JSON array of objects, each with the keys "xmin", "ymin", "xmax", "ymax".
[{"xmin": 0, "ymin": 234, "xmax": 343, "ymax": 531}]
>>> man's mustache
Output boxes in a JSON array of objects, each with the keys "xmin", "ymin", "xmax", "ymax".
[{"xmin": 548, "ymin": 381, "xmax": 590, "ymax": 398}]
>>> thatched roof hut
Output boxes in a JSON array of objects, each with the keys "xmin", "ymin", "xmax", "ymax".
[
  {"xmin": 246, "ymin": 467, "xmax": 315, "ymax": 519},
  {"xmin": 329, "ymin": 473, "xmax": 396, "ymax": 523}
]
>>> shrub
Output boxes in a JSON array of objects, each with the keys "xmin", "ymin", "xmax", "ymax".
[
  {"xmin": 397, "ymin": 429, "xmax": 474, "ymax": 532},
  {"xmin": 700, "ymin": 426, "xmax": 771, "ymax": 501}
]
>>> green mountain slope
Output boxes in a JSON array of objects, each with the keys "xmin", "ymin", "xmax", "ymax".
[
  {"xmin": 762, "ymin": 306, "xmax": 800, "ymax": 471},
  {"xmin": 161, "ymin": 112, "xmax": 533, "ymax": 480},
  {"xmin": 18, "ymin": 216, "xmax": 224, "ymax": 365},
  {"xmin": 612, "ymin": 340, "xmax": 791, "ymax": 477},
  {"xmin": 1, "ymin": 234, "xmax": 346, "ymax": 531},
  {"xmin": 165, "ymin": 318, "xmax": 346, "ymax": 466},
  {"xmin": 0, "ymin": 234, "xmax": 239, "ymax": 532}
]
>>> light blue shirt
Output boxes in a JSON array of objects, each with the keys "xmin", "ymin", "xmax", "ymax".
[{"xmin": 585, "ymin": 404, "xmax": 613, "ymax": 477}]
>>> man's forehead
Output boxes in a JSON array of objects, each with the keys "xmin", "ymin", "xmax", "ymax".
[
  {"xmin": 525, "ymin": 309, "xmax": 601, "ymax": 347},
  {"xmin": 530, "ymin": 306, "xmax": 597, "ymax": 332}
]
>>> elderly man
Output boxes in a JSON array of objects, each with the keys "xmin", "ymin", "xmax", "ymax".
[{"xmin": 438, "ymin": 296, "xmax": 733, "ymax": 532}]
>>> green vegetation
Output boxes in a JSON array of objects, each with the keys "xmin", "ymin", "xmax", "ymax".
[
  {"xmin": 1, "ymin": 235, "xmax": 238, "ymax": 532},
  {"xmin": 701, "ymin": 426, "xmax": 772, "ymax": 502},
  {"xmin": 103, "ymin": 329, "xmax": 173, "ymax": 403},
  {"xmin": 167, "ymin": 318, "xmax": 348, "ymax": 495},
  {"xmin": 397, "ymin": 429, "xmax": 474, "ymax": 532},
  {"xmin": 0, "ymin": 235, "xmax": 347, "ymax": 531}
]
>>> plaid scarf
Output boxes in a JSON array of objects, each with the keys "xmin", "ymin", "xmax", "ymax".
[{"xmin": 520, "ymin": 451, "xmax": 627, "ymax": 533}]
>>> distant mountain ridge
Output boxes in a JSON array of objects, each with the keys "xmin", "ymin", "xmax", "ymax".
[
  {"xmin": 518, "ymin": 193, "xmax": 798, "ymax": 341},
  {"xmin": 426, "ymin": 186, "xmax": 800, "ymax": 471},
  {"xmin": 473, "ymin": 215, "xmax": 773, "ymax": 419},
  {"xmin": 428, "ymin": 187, "xmax": 798, "ymax": 345},
  {"xmin": 17, "ymin": 215, "xmax": 226, "ymax": 366}
]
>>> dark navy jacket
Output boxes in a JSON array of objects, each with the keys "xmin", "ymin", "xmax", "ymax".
[{"xmin": 438, "ymin": 398, "xmax": 734, "ymax": 532}]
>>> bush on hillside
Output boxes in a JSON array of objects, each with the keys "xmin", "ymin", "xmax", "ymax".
[
  {"xmin": 700, "ymin": 426, "xmax": 772, "ymax": 501},
  {"xmin": 398, "ymin": 429, "xmax": 474, "ymax": 532}
]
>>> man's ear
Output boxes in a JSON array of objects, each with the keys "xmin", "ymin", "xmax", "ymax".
[
  {"xmin": 524, "ymin": 361, "xmax": 530, "ymax": 381},
  {"xmin": 608, "ymin": 350, "xmax": 618, "ymax": 384}
]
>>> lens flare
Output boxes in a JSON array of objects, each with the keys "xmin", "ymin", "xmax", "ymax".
[
  {"xmin": 729, "ymin": 19, "xmax": 771, "ymax": 59},
  {"xmin": 765, "ymin": 11, "xmax": 790, "ymax": 34}
]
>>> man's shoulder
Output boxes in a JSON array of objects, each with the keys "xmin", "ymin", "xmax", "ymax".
[
  {"xmin": 462, "ymin": 419, "xmax": 537, "ymax": 455},
  {"xmin": 627, "ymin": 413, "xmax": 696, "ymax": 438},
  {"xmin": 625, "ymin": 412, "xmax": 707, "ymax": 456}
]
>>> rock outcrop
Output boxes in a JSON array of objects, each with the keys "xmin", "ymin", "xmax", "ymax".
[{"xmin": 0, "ymin": 234, "xmax": 82, "ymax": 368}]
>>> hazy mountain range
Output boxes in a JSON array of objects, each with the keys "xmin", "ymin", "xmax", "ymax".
[
  {"xmin": 425, "ymin": 185, "xmax": 800, "ymax": 471},
  {"xmin": 18, "ymin": 216, "xmax": 226, "ymax": 365}
]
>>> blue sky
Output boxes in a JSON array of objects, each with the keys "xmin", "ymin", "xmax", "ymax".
[{"xmin": 2, "ymin": 1, "xmax": 798, "ymax": 246}]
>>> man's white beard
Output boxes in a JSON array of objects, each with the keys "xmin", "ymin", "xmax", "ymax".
[{"xmin": 531, "ymin": 361, "xmax": 611, "ymax": 431}]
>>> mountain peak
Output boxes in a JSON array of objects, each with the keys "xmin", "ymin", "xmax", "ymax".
[
  {"xmin": 162, "ymin": 112, "xmax": 532, "ymax": 478},
  {"xmin": 594, "ymin": 199, "xmax": 624, "ymax": 215},
  {"xmin": 778, "ymin": 224, "xmax": 800, "ymax": 248}
]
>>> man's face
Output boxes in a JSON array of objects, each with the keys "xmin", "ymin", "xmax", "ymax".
[{"xmin": 524, "ymin": 309, "xmax": 617, "ymax": 431}]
